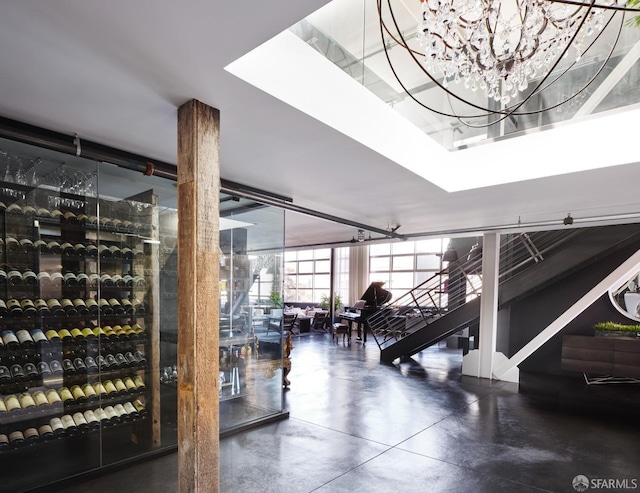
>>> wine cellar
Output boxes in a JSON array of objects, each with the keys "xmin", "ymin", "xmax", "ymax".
[{"xmin": 0, "ymin": 134, "xmax": 287, "ymax": 492}]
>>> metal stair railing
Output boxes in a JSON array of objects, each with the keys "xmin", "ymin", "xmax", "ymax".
[{"xmin": 369, "ymin": 228, "xmax": 594, "ymax": 351}]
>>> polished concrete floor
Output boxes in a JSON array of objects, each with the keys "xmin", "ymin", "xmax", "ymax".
[{"xmin": 55, "ymin": 333, "xmax": 640, "ymax": 493}]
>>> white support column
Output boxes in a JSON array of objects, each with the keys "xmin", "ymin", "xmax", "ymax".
[{"xmin": 463, "ymin": 233, "xmax": 500, "ymax": 379}]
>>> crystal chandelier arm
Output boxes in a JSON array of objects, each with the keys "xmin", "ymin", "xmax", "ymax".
[{"xmin": 549, "ymin": 0, "xmax": 640, "ymax": 13}]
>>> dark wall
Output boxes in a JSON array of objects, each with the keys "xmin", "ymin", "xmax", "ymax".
[{"xmin": 508, "ymin": 239, "xmax": 640, "ymax": 375}]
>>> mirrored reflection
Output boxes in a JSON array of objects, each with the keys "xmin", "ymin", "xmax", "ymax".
[{"xmin": 609, "ymin": 272, "xmax": 640, "ymax": 321}]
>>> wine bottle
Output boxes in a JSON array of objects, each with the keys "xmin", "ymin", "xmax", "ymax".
[
  {"xmin": 0, "ymin": 269, "xmax": 7, "ymax": 287},
  {"xmin": 49, "ymin": 417, "xmax": 66, "ymax": 437},
  {"xmin": 33, "ymin": 239, "xmax": 49, "ymax": 253},
  {"xmin": 100, "ymin": 217, "xmax": 113, "ymax": 229},
  {"xmin": 0, "ymin": 397, "xmax": 6, "ymax": 415},
  {"xmin": 122, "ymin": 274, "xmax": 134, "ymax": 288},
  {"xmin": 93, "ymin": 407, "xmax": 111, "ymax": 427},
  {"xmin": 7, "ymin": 270, "xmax": 23, "ymax": 286},
  {"xmin": 57, "ymin": 328, "xmax": 73, "ymax": 344},
  {"xmin": 122, "ymin": 220, "xmax": 134, "ymax": 232},
  {"xmin": 113, "ymin": 403, "xmax": 130, "ymax": 421},
  {"xmin": 0, "ymin": 434, "xmax": 9, "ymax": 451},
  {"xmin": 38, "ymin": 424, "xmax": 54, "ymax": 441},
  {"xmin": 49, "ymin": 359, "xmax": 64, "ymax": 377},
  {"xmin": 121, "ymin": 298, "xmax": 135, "ymax": 315},
  {"xmin": 104, "ymin": 354, "xmax": 119, "ymax": 370},
  {"xmin": 5, "ymin": 394, "xmax": 22, "ymax": 415},
  {"xmin": 0, "ymin": 299, "xmax": 7, "ymax": 317},
  {"xmin": 123, "ymin": 376, "xmax": 138, "ymax": 393},
  {"xmin": 36, "ymin": 207, "xmax": 51, "ymax": 218},
  {"xmin": 10, "ymin": 364, "xmax": 26, "ymax": 384},
  {"xmin": 22, "ymin": 205, "xmax": 37, "ymax": 216},
  {"xmin": 95, "ymin": 354, "xmax": 108, "ymax": 371},
  {"xmin": 18, "ymin": 392, "xmax": 37, "ymax": 412},
  {"xmin": 133, "ymin": 276, "xmax": 146, "ymax": 288},
  {"xmin": 113, "ymin": 378, "xmax": 128, "ymax": 395},
  {"xmin": 46, "ymin": 241, "xmax": 62, "ymax": 255},
  {"xmin": 92, "ymin": 381, "xmax": 108, "ymax": 398},
  {"xmin": 2, "ymin": 330, "xmax": 20, "ymax": 350},
  {"xmin": 99, "ymin": 298, "xmax": 113, "ymax": 315},
  {"xmin": 100, "ymin": 273, "xmax": 114, "ymax": 287},
  {"xmin": 62, "ymin": 359, "xmax": 76, "ymax": 377},
  {"xmin": 34, "ymin": 299, "xmax": 51, "ymax": 317},
  {"xmin": 70, "ymin": 385, "xmax": 87, "ymax": 403},
  {"xmin": 103, "ymin": 405, "xmax": 120, "ymax": 425},
  {"xmin": 46, "ymin": 299, "xmax": 65, "ymax": 317},
  {"xmin": 109, "ymin": 245, "xmax": 122, "ymax": 259},
  {"xmin": 121, "ymin": 247, "xmax": 134, "ymax": 260},
  {"xmin": 114, "ymin": 353, "xmax": 128, "ymax": 368},
  {"xmin": 61, "ymin": 414, "xmax": 78, "ymax": 435},
  {"xmin": 36, "ymin": 361, "xmax": 52, "ymax": 379},
  {"xmin": 123, "ymin": 401, "xmax": 139, "ymax": 419},
  {"xmin": 87, "ymin": 215, "xmax": 99, "ymax": 226},
  {"xmin": 103, "ymin": 380, "xmax": 118, "ymax": 396},
  {"xmin": 57, "ymin": 386, "xmax": 74, "ymax": 403},
  {"xmin": 82, "ymin": 382, "xmax": 99, "ymax": 402},
  {"xmin": 22, "ymin": 270, "xmax": 38, "ymax": 285},
  {"xmin": 22, "ymin": 363, "xmax": 39, "ymax": 386},
  {"xmin": 76, "ymin": 272, "xmax": 89, "ymax": 286},
  {"xmin": 8, "ymin": 430, "xmax": 26, "ymax": 448},
  {"xmin": 86, "ymin": 298, "xmax": 99, "ymax": 316},
  {"xmin": 6, "ymin": 237, "xmax": 21, "ymax": 253},
  {"xmin": 32, "ymin": 390, "xmax": 49, "ymax": 408},
  {"xmin": 60, "ymin": 298, "xmax": 78, "ymax": 316},
  {"xmin": 86, "ymin": 244, "xmax": 99, "ymax": 257},
  {"xmin": 45, "ymin": 389, "xmax": 62, "ymax": 404},
  {"xmin": 37, "ymin": 271, "xmax": 51, "ymax": 286},
  {"xmin": 20, "ymin": 299, "xmax": 37, "ymax": 318},
  {"xmin": 49, "ymin": 209, "xmax": 61, "ymax": 220},
  {"xmin": 73, "ymin": 357, "xmax": 87, "ymax": 374},
  {"xmin": 74, "ymin": 243, "xmax": 87, "ymax": 256},
  {"xmin": 19, "ymin": 238, "xmax": 35, "ymax": 254},
  {"xmin": 45, "ymin": 329, "xmax": 61, "ymax": 345},
  {"xmin": 73, "ymin": 298, "xmax": 90, "ymax": 316},
  {"xmin": 61, "ymin": 242, "xmax": 76, "ymax": 256},
  {"xmin": 132, "ymin": 375, "xmax": 146, "ymax": 392},
  {"xmin": 109, "ymin": 298, "xmax": 125, "ymax": 315},
  {"xmin": 50, "ymin": 272, "xmax": 64, "ymax": 287},
  {"xmin": 0, "ymin": 365, "xmax": 11, "ymax": 388},
  {"xmin": 23, "ymin": 427, "xmax": 40, "ymax": 444},
  {"xmin": 63, "ymin": 211, "xmax": 78, "ymax": 224},
  {"xmin": 98, "ymin": 245, "xmax": 112, "ymax": 258},
  {"xmin": 76, "ymin": 213, "xmax": 88, "ymax": 225},
  {"xmin": 124, "ymin": 352, "xmax": 137, "ymax": 368},
  {"xmin": 83, "ymin": 409, "xmax": 100, "ymax": 431},
  {"xmin": 63, "ymin": 272, "xmax": 78, "ymax": 286},
  {"xmin": 112, "ymin": 274, "xmax": 124, "ymax": 287}
]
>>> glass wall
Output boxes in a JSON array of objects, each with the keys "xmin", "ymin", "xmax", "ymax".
[{"xmin": 0, "ymin": 137, "xmax": 286, "ymax": 491}]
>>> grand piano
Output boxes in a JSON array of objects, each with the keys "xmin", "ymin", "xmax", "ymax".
[{"xmin": 340, "ymin": 281, "xmax": 392, "ymax": 343}]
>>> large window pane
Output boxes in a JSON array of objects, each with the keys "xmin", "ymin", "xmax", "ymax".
[
  {"xmin": 392, "ymin": 242, "xmax": 415, "ymax": 254},
  {"xmin": 370, "ymin": 256, "xmax": 390, "ymax": 271},
  {"xmin": 298, "ymin": 261, "xmax": 313, "ymax": 274},
  {"xmin": 391, "ymin": 272, "xmax": 414, "ymax": 288},
  {"xmin": 314, "ymin": 274, "xmax": 331, "ymax": 289},
  {"xmin": 417, "ymin": 254, "xmax": 441, "ymax": 270},
  {"xmin": 370, "ymin": 243, "xmax": 390, "ymax": 255},
  {"xmin": 315, "ymin": 259, "xmax": 330, "ymax": 272},
  {"xmin": 392, "ymin": 255, "xmax": 414, "ymax": 270}
]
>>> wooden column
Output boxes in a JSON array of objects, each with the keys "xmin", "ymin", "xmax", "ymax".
[{"xmin": 177, "ymin": 99, "xmax": 220, "ymax": 493}]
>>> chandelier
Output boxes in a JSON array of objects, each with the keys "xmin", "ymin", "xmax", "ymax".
[{"xmin": 378, "ymin": 0, "xmax": 640, "ymax": 127}]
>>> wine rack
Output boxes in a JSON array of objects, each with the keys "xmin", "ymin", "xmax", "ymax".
[{"xmin": 0, "ymin": 182, "xmax": 158, "ymax": 456}]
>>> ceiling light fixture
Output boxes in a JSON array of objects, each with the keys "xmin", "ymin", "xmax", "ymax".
[{"xmin": 378, "ymin": 0, "xmax": 638, "ymax": 127}]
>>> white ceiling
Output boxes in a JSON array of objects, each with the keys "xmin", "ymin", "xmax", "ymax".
[{"xmin": 1, "ymin": 1, "xmax": 640, "ymax": 249}]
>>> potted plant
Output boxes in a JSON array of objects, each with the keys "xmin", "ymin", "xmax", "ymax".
[
  {"xmin": 269, "ymin": 291, "xmax": 284, "ymax": 317},
  {"xmin": 318, "ymin": 293, "xmax": 343, "ymax": 312},
  {"xmin": 594, "ymin": 321, "xmax": 640, "ymax": 339}
]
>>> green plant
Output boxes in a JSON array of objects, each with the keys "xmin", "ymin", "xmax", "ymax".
[
  {"xmin": 594, "ymin": 321, "xmax": 640, "ymax": 333},
  {"xmin": 318, "ymin": 293, "xmax": 343, "ymax": 311},
  {"xmin": 627, "ymin": 0, "xmax": 640, "ymax": 27},
  {"xmin": 269, "ymin": 291, "xmax": 283, "ymax": 308}
]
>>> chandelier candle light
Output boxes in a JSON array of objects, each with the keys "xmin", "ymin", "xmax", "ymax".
[
  {"xmin": 419, "ymin": 0, "xmax": 618, "ymax": 104},
  {"xmin": 377, "ymin": 0, "xmax": 639, "ymax": 126}
]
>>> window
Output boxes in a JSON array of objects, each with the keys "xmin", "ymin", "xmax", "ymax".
[
  {"xmin": 369, "ymin": 239, "xmax": 447, "ymax": 301},
  {"xmin": 284, "ymin": 248, "xmax": 332, "ymax": 303}
]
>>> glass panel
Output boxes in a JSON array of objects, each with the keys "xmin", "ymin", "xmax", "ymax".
[
  {"xmin": 284, "ymin": 261, "xmax": 296, "ymax": 274},
  {"xmin": 297, "ymin": 250, "xmax": 313, "ymax": 260},
  {"xmin": 298, "ymin": 261, "xmax": 313, "ymax": 274},
  {"xmin": 221, "ymin": 202, "xmax": 285, "ymax": 432},
  {"xmin": 416, "ymin": 238, "xmax": 445, "ymax": 253},
  {"xmin": 370, "ymin": 273, "xmax": 390, "ymax": 285},
  {"xmin": 417, "ymin": 254, "xmax": 441, "ymax": 270},
  {"xmin": 315, "ymin": 260, "xmax": 330, "ymax": 273},
  {"xmin": 369, "ymin": 243, "xmax": 390, "ymax": 255},
  {"xmin": 297, "ymin": 289, "xmax": 313, "ymax": 303},
  {"xmin": 284, "ymin": 251, "xmax": 296, "ymax": 261},
  {"xmin": 390, "ymin": 272, "xmax": 414, "ymax": 289},
  {"xmin": 313, "ymin": 248, "xmax": 331, "ymax": 259},
  {"xmin": 314, "ymin": 274, "xmax": 330, "ymax": 289},
  {"xmin": 392, "ymin": 242, "xmax": 415, "ymax": 254},
  {"xmin": 370, "ymin": 256, "xmax": 390, "ymax": 271},
  {"xmin": 392, "ymin": 256, "xmax": 414, "ymax": 270}
]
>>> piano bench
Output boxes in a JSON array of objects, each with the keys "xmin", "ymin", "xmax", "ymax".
[{"xmin": 332, "ymin": 323, "xmax": 351, "ymax": 343}]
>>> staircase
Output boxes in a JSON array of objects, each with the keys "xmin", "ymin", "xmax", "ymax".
[{"xmin": 372, "ymin": 225, "xmax": 640, "ymax": 363}]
